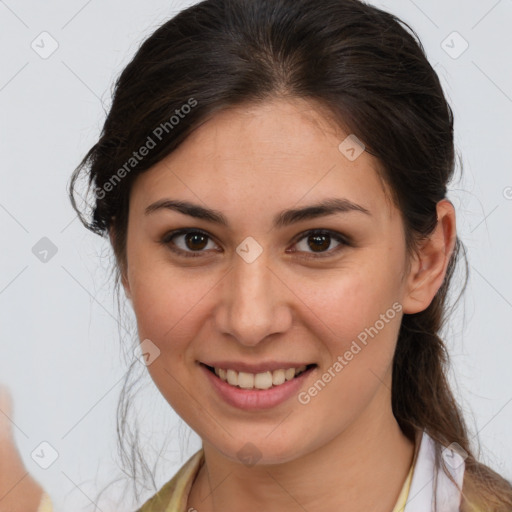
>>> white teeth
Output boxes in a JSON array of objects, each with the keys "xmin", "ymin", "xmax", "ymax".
[
  {"xmin": 226, "ymin": 369, "xmax": 238, "ymax": 386},
  {"xmin": 254, "ymin": 371, "xmax": 273, "ymax": 389},
  {"xmin": 284, "ymin": 368, "xmax": 295, "ymax": 381},
  {"xmin": 272, "ymin": 369, "xmax": 286, "ymax": 386},
  {"xmin": 238, "ymin": 372, "xmax": 254, "ymax": 389},
  {"xmin": 211, "ymin": 365, "xmax": 310, "ymax": 390}
]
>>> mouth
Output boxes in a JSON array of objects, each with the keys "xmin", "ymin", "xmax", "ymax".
[{"xmin": 200, "ymin": 363, "xmax": 317, "ymax": 391}]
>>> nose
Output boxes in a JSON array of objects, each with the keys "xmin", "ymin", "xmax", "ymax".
[{"xmin": 214, "ymin": 253, "xmax": 293, "ymax": 347}]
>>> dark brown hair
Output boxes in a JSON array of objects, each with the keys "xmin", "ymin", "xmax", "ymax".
[{"xmin": 69, "ymin": 0, "xmax": 512, "ymax": 509}]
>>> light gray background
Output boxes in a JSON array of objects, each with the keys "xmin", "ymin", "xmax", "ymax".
[{"xmin": 1, "ymin": 0, "xmax": 511, "ymax": 510}]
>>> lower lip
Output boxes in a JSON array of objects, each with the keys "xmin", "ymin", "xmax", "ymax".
[{"xmin": 200, "ymin": 364, "xmax": 316, "ymax": 411}]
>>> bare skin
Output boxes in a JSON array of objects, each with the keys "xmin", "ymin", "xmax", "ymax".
[
  {"xmin": 120, "ymin": 97, "xmax": 457, "ymax": 512},
  {"xmin": 0, "ymin": 386, "xmax": 44, "ymax": 512}
]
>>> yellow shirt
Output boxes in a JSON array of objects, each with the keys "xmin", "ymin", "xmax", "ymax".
[
  {"xmin": 37, "ymin": 448, "xmax": 414, "ymax": 511},
  {"xmin": 135, "ymin": 449, "xmax": 415, "ymax": 512}
]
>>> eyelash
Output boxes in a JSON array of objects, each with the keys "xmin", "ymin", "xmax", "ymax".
[{"xmin": 160, "ymin": 228, "xmax": 351, "ymax": 259}]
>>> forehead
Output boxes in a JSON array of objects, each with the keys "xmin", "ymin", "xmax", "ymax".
[{"xmin": 130, "ymin": 98, "xmax": 396, "ymax": 225}]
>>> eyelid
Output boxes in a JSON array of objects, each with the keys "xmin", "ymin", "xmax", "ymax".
[
  {"xmin": 287, "ymin": 229, "xmax": 351, "ymax": 259},
  {"xmin": 160, "ymin": 228, "xmax": 220, "ymax": 258},
  {"xmin": 160, "ymin": 228, "xmax": 351, "ymax": 259}
]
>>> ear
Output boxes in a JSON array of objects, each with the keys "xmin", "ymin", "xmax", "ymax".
[
  {"xmin": 109, "ymin": 226, "xmax": 132, "ymax": 300},
  {"xmin": 401, "ymin": 199, "xmax": 457, "ymax": 314}
]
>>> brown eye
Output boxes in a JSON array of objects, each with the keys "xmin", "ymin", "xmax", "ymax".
[
  {"xmin": 307, "ymin": 233, "xmax": 331, "ymax": 252},
  {"xmin": 161, "ymin": 229, "xmax": 219, "ymax": 257},
  {"xmin": 183, "ymin": 232, "xmax": 209, "ymax": 251},
  {"xmin": 291, "ymin": 229, "xmax": 349, "ymax": 258},
  {"xmin": 161, "ymin": 228, "xmax": 350, "ymax": 259}
]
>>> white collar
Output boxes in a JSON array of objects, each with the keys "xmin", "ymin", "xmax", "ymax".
[{"xmin": 403, "ymin": 430, "xmax": 465, "ymax": 512}]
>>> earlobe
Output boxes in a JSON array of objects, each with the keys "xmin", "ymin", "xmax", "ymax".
[{"xmin": 401, "ymin": 199, "xmax": 457, "ymax": 315}]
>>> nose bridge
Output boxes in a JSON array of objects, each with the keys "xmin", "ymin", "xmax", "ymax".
[{"xmin": 217, "ymin": 252, "xmax": 291, "ymax": 346}]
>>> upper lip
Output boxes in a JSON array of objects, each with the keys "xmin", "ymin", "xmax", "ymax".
[{"xmin": 200, "ymin": 361, "xmax": 315, "ymax": 373}]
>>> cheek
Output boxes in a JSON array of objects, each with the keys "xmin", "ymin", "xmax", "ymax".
[
  {"xmin": 294, "ymin": 270, "xmax": 402, "ymax": 438},
  {"xmin": 127, "ymin": 265, "xmax": 212, "ymax": 415},
  {"xmin": 131, "ymin": 281, "xmax": 186, "ymax": 348},
  {"xmin": 129, "ymin": 261, "xmax": 218, "ymax": 352},
  {"xmin": 292, "ymin": 264, "xmax": 402, "ymax": 354}
]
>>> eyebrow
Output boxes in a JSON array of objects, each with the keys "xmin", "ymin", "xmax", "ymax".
[{"xmin": 144, "ymin": 197, "xmax": 371, "ymax": 228}]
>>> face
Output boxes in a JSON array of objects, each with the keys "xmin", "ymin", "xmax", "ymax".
[{"xmin": 120, "ymin": 98, "xmax": 420, "ymax": 465}]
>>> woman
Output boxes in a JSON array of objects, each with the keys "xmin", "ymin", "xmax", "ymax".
[{"xmin": 1, "ymin": 0, "xmax": 511, "ymax": 510}]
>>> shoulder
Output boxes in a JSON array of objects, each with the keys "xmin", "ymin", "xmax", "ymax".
[{"xmin": 135, "ymin": 449, "xmax": 204, "ymax": 512}]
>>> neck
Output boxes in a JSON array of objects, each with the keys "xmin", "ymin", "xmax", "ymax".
[{"xmin": 188, "ymin": 384, "xmax": 415, "ymax": 512}]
